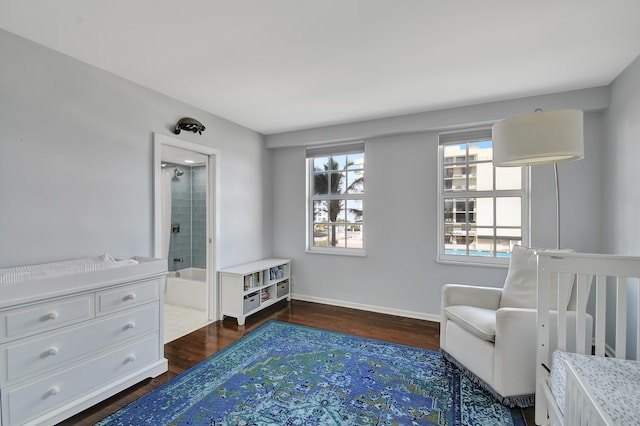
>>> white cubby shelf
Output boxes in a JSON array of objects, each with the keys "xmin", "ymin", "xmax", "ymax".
[{"xmin": 219, "ymin": 258, "xmax": 291, "ymax": 325}]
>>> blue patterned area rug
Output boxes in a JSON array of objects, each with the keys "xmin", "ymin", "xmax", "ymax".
[{"xmin": 96, "ymin": 321, "xmax": 525, "ymax": 425}]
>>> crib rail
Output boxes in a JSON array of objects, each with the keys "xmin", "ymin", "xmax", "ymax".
[
  {"xmin": 537, "ymin": 251, "xmax": 640, "ymax": 359},
  {"xmin": 535, "ymin": 251, "xmax": 640, "ymax": 425}
]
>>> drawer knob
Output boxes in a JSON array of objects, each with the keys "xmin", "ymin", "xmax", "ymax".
[
  {"xmin": 124, "ymin": 322, "xmax": 136, "ymax": 330},
  {"xmin": 125, "ymin": 354, "xmax": 136, "ymax": 363},
  {"xmin": 47, "ymin": 386, "xmax": 61, "ymax": 396},
  {"xmin": 47, "ymin": 312, "xmax": 59, "ymax": 320},
  {"xmin": 47, "ymin": 347, "xmax": 59, "ymax": 356},
  {"xmin": 123, "ymin": 293, "xmax": 137, "ymax": 301}
]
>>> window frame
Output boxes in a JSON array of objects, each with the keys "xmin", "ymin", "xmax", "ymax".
[
  {"xmin": 306, "ymin": 142, "xmax": 365, "ymax": 256},
  {"xmin": 437, "ymin": 129, "xmax": 530, "ymax": 267}
]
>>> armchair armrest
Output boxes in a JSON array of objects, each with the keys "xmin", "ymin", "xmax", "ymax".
[
  {"xmin": 495, "ymin": 307, "xmax": 537, "ymax": 340},
  {"xmin": 441, "ymin": 284, "xmax": 502, "ymax": 311},
  {"xmin": 494, "ymin": 307, "xmax": 538, "ymax": 396}
]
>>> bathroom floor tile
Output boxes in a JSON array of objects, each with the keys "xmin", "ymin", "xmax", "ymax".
[{"xmin": 164, "ymin": 303, "xmax": 211, "ymax": 343}]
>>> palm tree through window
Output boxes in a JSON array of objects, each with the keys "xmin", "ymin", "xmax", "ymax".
[{"xmin": 307, "ymin": 145, "xmax": 364, "ymax": 253}]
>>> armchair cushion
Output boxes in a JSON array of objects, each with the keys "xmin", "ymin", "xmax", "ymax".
[
  {"xmin": 500, "ymin": 245, "xmax": 575, "ymax": 309},
  {"xmin": 500, "ymin": 245, "xmax": 538, "ymax": 309},
  {"xmin": 443, "ymin": 305, "xmax": 496, "ymax": 342}
]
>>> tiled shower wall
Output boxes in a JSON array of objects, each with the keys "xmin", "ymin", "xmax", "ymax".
[
  {"xmin": 167, "ymin": 164, "xmax": 206, "ymax": 272},
  {"xmin": 191, "ymin": 165, "xmax": 206, "ymax": 269}
]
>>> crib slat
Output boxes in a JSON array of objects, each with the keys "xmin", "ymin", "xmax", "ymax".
[
  {"xmin": 594, "ymin": 275, "xmax": 606, "ymax": 357},
  {"xmin": 556, "ymin": 273, "xmax": 568, "ymax": 352},
  {"xmin": 637, "ymin": 279, "xmax": 640, "ymax": 360},
  {"xmin": 575, "ymin": 274, "xmax": 588, "ymax": 354},
  {"xmin": 615, "ymin": 276, "xmax": 627, "ymax": 358}
]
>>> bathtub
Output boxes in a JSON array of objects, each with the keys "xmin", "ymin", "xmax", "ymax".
[{"xmin": 165, "ymin": 268, "xmax": 207, "ymax": 311}]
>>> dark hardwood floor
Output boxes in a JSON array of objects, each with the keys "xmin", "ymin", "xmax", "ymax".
[{"xmin": 60, "ymin": 300, "xmax": 534, "ymax": 425}]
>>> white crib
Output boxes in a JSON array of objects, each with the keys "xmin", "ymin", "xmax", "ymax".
[{"xmin": 535, "ymin": 251, "xmax": 640, "ymax": 426}]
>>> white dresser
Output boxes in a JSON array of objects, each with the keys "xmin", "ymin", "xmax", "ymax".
[{"xmin": 0, "ymin": 257, "xmax": 168, "ymax": 426}]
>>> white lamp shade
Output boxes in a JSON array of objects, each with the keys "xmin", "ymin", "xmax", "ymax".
[{"xmin": 492, "ymin": 109, "xmax": 584, "ymax": 166}]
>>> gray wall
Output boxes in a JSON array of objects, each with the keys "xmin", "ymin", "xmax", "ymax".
[
  {"xmin": 604, "ymin": 54, "xmax": 640, "ymax": 357},
  {"xmin": 269, "ymin": 90, "xmax": 607, "ymax": 320},
  {"xmin": 604, "ymin": 54, "xmax": 640, "ymax": 256},
  {"xmin": 0, "ymin": 29, "xmax": 271, "ymax": 269}
]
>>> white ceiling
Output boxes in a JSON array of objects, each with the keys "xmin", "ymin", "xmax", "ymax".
[
  {"xmin": 161, "ymin": 145, "xmax": 208, "ymax": 166},
  {"xmin": 1, "ymin": 1, "xmax": 639, "ymax": 135}
]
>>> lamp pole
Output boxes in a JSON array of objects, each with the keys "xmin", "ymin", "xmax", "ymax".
[{"xmin": 554, "ymin": 164, "xmax": 561, "ymax": 250}]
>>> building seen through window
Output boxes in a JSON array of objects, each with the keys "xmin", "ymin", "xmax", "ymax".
[{"xmin": 439, "ymin": 132, "xmax": 527, "ymax": 264}]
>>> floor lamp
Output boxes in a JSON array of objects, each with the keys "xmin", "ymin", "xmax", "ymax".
[{"xmin": 492, "ymin": 109, "xmax": 584, "ymax": 250}]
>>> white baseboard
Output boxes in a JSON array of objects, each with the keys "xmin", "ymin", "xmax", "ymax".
[{"xmin": 291, "ymin": 293, "xmax": 440, "ymax": 323}]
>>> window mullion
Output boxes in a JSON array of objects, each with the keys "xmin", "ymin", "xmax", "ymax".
[{"xmin": 493, "ymin": 197, "xmax": 498, "ymax": 257}]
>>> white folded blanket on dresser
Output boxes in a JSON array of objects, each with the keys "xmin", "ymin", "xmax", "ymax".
[{"xmin": 0, "ymin": 254, "xmax": 139, "ymax": 285}]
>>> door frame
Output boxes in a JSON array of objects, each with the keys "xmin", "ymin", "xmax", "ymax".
[{"xmin": 153, "ymin": 132, "xmax": 220, "ymax": 321}]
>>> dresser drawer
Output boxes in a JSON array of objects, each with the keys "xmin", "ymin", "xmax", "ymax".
[
  {"xmin": 96, "ymin": 279, "xmax": 159, "ymax": 315},
  {"xmin": 0, "ymin": 294, "xmax": 93, "ymax": 343},
  {"xmin": 3, "ymin": 334, "xmax": 159, "ymax": 426},
  {"xmin": 1, "ymin": 303, "xmax": 159, "ymax": 384}
]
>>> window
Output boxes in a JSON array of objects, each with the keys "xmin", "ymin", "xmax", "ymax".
[
  {"xmin": 438, "ymin": 129, "xmax": 528, "ymax": 265},
  {"xmin": 306, "ymin": 143, "xmax": 365, "ymax": 255}
]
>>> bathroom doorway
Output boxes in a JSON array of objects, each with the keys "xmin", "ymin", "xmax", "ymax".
[{"xmin": 153, "ymin": 133, "xmax": 219, "ymax": 343}]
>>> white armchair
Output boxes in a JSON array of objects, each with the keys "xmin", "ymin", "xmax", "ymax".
[
  {"xmin": 440, "ymin": 246, "xmax": 587, "ymax": 408},
  {"xmin": 441, "ymin": 282, "xmax": 537, "ymax": 407}
]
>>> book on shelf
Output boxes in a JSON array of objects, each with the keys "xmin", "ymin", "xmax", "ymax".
[
  {"xmin": 243, "ymin": 272, "xmax": 262, "ymax": 290},
  {"xmin": 269, "ymin": 265, "xmax": 286, "ymax": 281}
]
